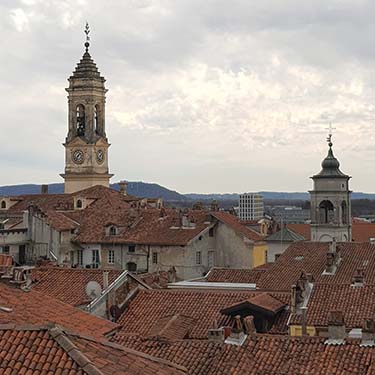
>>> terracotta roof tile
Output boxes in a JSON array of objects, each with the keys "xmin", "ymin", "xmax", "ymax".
[
  {"xmin": 68, "ymin": 208, "xmax": 211, "ymax": 246},
  {"xmin": 114, "ymin": 334, "xmax": 375, "ymax": 375},
  {"xmin": 291, "ymin": 284, "xmax": 375, "ymax": 329},
  {"xmin": 257, "ymin": 241, "xmax": 375, "ymax": 290},
  {"xmin": 31, "ymin": 267, "xmax": 122, "ymax": 306},
  {"xmin": 116, "ymin": 289, "xmax": 290, "ymax": 339},
  {"xmin": 0, "ymin": 325, "xmax": 186, "ymax": 375},
  {"xmin": 0, "ymin": 282, "xmax": 117, "ymax": 338},
  {"xmin": 206, "ymin": 267, "xmax": 267, "ymax": 284}
]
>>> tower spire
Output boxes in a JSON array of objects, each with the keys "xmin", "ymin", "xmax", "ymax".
[{"xmin": 84, "ymin": 21, "xmax": 90, "ymax": 52}]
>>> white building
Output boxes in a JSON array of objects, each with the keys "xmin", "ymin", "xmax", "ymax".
[{"xmin": 239, "ymin": 193, "xmax": 264, "ymax": 221}]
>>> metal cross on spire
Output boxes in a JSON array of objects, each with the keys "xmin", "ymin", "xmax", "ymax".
[
  {"xmin": 326, "ymin": 122, "xmax": 336, "ymax": 147},
  {"xmin": 84, "ymin": 22, "xmax": 90, "ymax": 52}
]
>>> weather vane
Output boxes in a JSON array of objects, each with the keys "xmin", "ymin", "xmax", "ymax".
[
  {"xmin": 326, "ymin": 122, "xmax": 336, "ymax": 147},
  {"xmin": 84, "ymin": 22, "xmax": 90, "ymax": 51}
]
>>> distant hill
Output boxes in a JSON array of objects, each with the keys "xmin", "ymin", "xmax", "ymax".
[
  {"xmin": 0, "ymin": 182, "xmax": 188, "ymax": 202},
  {"xmin": 185, "ymin": 191, "xmax": 375, "ymax": 201},
  {"xmin": 1, "ymin": 183, "xmax": 375, "ymax": 202}
]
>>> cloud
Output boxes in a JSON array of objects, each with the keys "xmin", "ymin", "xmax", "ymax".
[{"xmin": 1, "ymin": 0, "xmax": 375, "ymax": 193}]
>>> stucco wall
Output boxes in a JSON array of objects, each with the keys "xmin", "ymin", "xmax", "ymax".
[{"xmin": 214, "ymin": 222, "xmax": 253, "ymax": 269}]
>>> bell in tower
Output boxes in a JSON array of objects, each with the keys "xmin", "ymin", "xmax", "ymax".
[
  {"xmin": 61, "ymin": 23, "xmax": 113, "ymax": 193},
  {"xmin": 309, "ymin": 129, "xmax": 352, "ymax": 242}
]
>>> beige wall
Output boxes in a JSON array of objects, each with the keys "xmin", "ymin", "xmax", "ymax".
[{"xmin": 214, "ymin": 222, "xmax": 253, "ymax": 269}]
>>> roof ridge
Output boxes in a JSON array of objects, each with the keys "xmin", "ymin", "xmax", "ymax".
[
  {"xmin": 49, "ymin": 325, "xmax": 104, "ymax": 375},
  {"xmin": 66, "ymin": 329, "xmax": 188, "ymax": 372}
]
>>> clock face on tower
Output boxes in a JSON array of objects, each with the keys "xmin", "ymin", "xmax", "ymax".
[
  {"xmin": 72, "ymin": 149, "xmax": 84, "ymax": 164},
  {"xmin": 96, "ymin": 149, "xmax": 105, "ymax": 164}
]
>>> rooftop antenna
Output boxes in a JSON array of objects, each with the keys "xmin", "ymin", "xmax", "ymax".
[{"xmin": 84, "ymin": 21, "xmax": 90, "ymax": 52}]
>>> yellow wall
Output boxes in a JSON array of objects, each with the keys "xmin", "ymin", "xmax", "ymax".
[
  {"xmin": 290, "ymin": 325, "xmax": 316, "ymax": 337},
  {"xmin": 253, "ymin": 242, "xmax": 268, "ymax": 267}
]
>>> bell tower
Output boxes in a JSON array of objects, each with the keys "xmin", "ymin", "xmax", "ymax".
[
  {"xmin": 61, "ymin": 23, "xmax": 113, "ymax": 193},
  {"xmin": 310, "ymin": 130, "xmax": 352, "ymax": 242}
]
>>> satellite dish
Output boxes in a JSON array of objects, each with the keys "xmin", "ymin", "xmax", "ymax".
[{"xmin": 85, "ymin": 281, "xmax": 102, "ymax": 300}]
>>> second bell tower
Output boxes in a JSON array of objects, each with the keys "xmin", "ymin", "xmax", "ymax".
[{"xmin": 61, "ymin": 23, "xmax": 113, "ymax": 193}]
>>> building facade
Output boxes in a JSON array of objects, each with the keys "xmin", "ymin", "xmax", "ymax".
[{"xmin": 238, "ymin": 193, "xmax": 264, "ymax": 221}]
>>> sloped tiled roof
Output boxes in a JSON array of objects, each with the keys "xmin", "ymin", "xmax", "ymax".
[
  {"xmin": 116, "ymin": 289, "xmax": 290, "ymax": 339},
  {"xmin": 206, "ymin": 267, "xmax": 268, "ymax": 284},
  {"xmin": 148, "ymin": 314, "xmax": 197, "ymax": 340},
  {"xmin": 0, "ymin": 325, "xmax": 186, "ymax": 375},
  {"xmin": 68, "ymin": 208, "xmax": 211, "ymax": 246},
  {"xmin": 211, "ymin": 212, "xmax": 264, "ymax": 242},
  {"xmin": 291, "ymin": 283, "xmax": 375, "ymax": 329},
  {"xmin": 31, "ymin": 267, "xmax": 123, "ymax": 306},
  {"xmin": 114, "ymin": 334, "xmax": 375, "ymax": 375},
  {"xmin": 257, "ymin": 241, "xmax": 375, "ymax": 291},
  {"xmin": 0, "ymin": 282, "xmax": 117, "ymax": 338}
]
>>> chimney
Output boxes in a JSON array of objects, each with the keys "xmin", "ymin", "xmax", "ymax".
[
  {"xmin": 352, "ymin": 268, "xmax": 365, "ymax": 287},
  {"xmin": 103, "ymin": 271, "xmax": 109, "ymax": 290},
  {"xmin": 243, "ymin": 315, "xmax": 256, "ymax": 335},
  {"xmin": 325, "ymin": 311, "xmax": 346, "ymax": 344},
  {"xmin": 224, "ymin": 315, "xmax": 247, "ymax": 346},
  {"xmin": 208, "ymin": 320, "xmax": 224, "ymax": 342},
  {"xmin": 361, "ymin": 318, "xmax": 375, "ymax": 346},
  {"xmin": 119, "ymin": 181, "xmax": 128, "ymax": 195},
  {"xmin": 329, "ymin": 237, "xmax": 337, "ymax": 253},
  {"xmin": 41, "ymin": 184, "xmax": 49, "ymax": 194}
]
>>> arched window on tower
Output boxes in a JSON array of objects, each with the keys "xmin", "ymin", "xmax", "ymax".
[
  {"xmin": 319, "ymin": 200, "xmax": 335, "ymax": 224},
  {"xmin": 341, "ymin": 201, "xmax": 348, "ymax": 224},
  {"xmin": 1, "ymin": 201, "xmax": 6, "ymax": 209},
  {"xmin": 94, "ymin": 104, "xmax": 100, "ymax": 134},
  {"xmin": 76, "ymin": 104, "xmax": 85, "ymax": 136}
]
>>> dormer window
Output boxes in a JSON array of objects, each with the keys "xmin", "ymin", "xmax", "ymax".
[
  {"xmin": 1, "ymin": 201, "xmax": 6, "ymax": 209},
  {"xmin": 76, "ymin": 199, "xmax": 82, "ymax": 209},
  {"xmin": 109, "ymin": 226, "xmax": 117, "ymax": 236}
]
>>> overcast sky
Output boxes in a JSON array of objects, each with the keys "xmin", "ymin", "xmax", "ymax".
[{"xmin": 2, "ymin": 0, "xmax": 375, "ymax": 193}]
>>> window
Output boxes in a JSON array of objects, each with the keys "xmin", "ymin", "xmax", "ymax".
[
  {"xmin": 2, "ymin": 246, "xmax": 9, "ymax": 254},
  {"xmin": 108, "ymin": 249, "xmax": 115, "ymax": 264},
  {"xmin": 196, "ymin": 251, "xmax": 202, "ymax": 265},
  {"xmin": 209, "ymin": 227, "xmax": 214, "ymax": 237},
  {"xmin": 1, "ymin": 201, "xmax": 6, "ymax": 209},
  {"xmin": 126, "ymin": 262, "xmax": 137, "ymax": 272},
  {"xmin": 92, "ymin": 249, "xmax": 100, "ymax": 268},
  {"xmin": 76, "ymin": 104, "xmax": 85, "ymax": 136},
  {"xmin": 152, "ymin": 252, "xmax": 158, "ymax": 264},
  {"xmin": 109, "ymin": 226, "xmax": 117, "ymax": 236},
  {"xmin": 76, "ymin": 199, "xmax": 82, "ymax": 209},
  {"xmin": 78, "ymin": 250, "xmax": 83, "ymax": 266},
  {"xmin": 94, "ymin": 104, "xmax": 100, "ymax": 133},
  {"xmin": 128, "ymin": 245, "xmax": 135, "ymax": 253}
]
